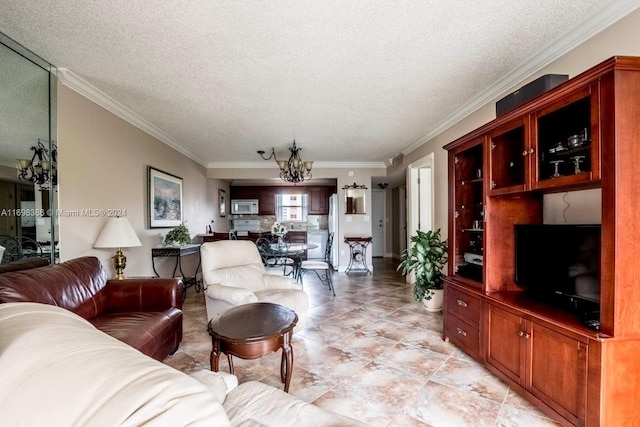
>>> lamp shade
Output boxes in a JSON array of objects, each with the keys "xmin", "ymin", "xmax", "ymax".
[{"xmin": 93, "ymin": 217, "xmax": 141, "ymax": 249}]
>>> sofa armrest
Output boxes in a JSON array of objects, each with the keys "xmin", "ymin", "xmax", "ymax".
[
  {"xmin": 190, "ymin": 370, "xmax": 239, "ymax": 402},
  {"xmin": 104, "ymin": 278, "xmax": 183, "ymax": 312},
  {"xmin": 205, "ymin": 284, "xmax": 258, "ymax": 306},
  {"xmin": 263, "ymin": 274, "xmax": 302, "ymax": 290}
]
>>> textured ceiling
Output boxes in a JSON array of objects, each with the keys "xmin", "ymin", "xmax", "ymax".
[{"xmin": 1, "ymin": 1, "xmax": 638, "ymax": 168}]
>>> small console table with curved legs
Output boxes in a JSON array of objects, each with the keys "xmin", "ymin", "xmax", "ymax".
[
  {"xmin": 344, "ymin": 236, "xmax": 372, "ymax": 275},
  {"xmin": 151, "ymin": 244, "xmax": 202, "ymax": 298}
]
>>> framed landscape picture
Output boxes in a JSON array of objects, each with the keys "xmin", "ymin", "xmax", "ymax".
[{"xmin": 148, "ymin": 166, "xmax": 183, "ymax": 228}]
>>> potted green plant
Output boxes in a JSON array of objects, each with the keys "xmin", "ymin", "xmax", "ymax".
[
  {"xmin": 164, "ymin": 222, "xmax": 192, "ymax": 246},
  {"xmin": 397, "ymin": 229, "xmax": 448, "ymax": 312}
]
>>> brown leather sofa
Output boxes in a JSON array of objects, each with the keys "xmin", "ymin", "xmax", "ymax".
[
  {"xmin": 0, "ymin": 256, "xmax": 183, "ymax": 360},
  {"xmin": 0, "ymin": 256, "xmax": 49, "ymax": 274}
]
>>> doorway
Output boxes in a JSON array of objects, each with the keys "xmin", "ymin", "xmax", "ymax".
[
  {"xmin": 407, "ymin": 152, "xmax": 434, "ymax": 241},
  {"xmin": 371, "ymin": 189, "xmax": 385, "ymax": 257}
]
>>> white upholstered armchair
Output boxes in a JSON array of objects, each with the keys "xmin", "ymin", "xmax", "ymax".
[{"xmin": 200, "ymin": 240, "xmax": 309, "ymax": 331}]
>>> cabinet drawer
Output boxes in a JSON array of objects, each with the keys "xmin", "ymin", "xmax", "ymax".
[
  {"xmin": 446, "ymin": 286, "xmax": 481, "ymax": 326},
  {"xmin": 445, "ymin": 312, "xmax": 480, "ymax": 357}
]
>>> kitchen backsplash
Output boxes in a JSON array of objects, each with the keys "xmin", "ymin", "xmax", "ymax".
[{"xmin": 230, "ymin": 214, "xmax": 328, "ymax": 231}]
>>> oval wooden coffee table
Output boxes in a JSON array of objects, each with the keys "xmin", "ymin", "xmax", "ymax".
[{"xmin": 207, "ymin": 302, "xmax": 298, "ymax": 392}]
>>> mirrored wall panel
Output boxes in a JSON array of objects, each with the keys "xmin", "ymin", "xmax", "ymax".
[{"xmin": 0, "ymin": 32, "xmax": 58, "ymax": 265}]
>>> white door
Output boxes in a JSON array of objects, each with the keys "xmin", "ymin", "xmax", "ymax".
[
  {"xmin": 399, "ymin": 186, "xmax": 407, "ymax": 255},
  {"xmin": 372, "ymin": 190, "xmax": 384, "ymax": 257},
  {"xmin": 407, "ymin": 153, "xmax": 434, "ymax": 242}
]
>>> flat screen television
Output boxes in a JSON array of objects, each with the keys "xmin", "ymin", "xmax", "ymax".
[{"xmin": 514, "ymin": 224, "xmax": 601, "ymax": 311}]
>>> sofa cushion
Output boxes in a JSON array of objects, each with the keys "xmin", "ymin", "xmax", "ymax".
[
  {"xmin": 223, "ymin": 381, "xmax": 365, "ymax": 426},
  {"xmin": 255, "ymin": 289, "xmax": 309, "ymax": 330},
  {"xmin": 90, "ymin": 309, "xmax": 182, "ymax": 360},
  {"xmin": 0, "ymin": 302, "xmax": 231, "ymax": 426},
  {"xmin": 0, "ymin": 256, "xmax": 109, "ymax": 318}
]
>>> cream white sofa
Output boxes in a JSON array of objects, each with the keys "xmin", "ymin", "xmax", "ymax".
[
  {"xmin": 200, "ymin": 240, "xmax": 309, "ymax": 330},
  {"xmin": 0, "ymin": 302, "xmax": 363, "ymax": 426}
]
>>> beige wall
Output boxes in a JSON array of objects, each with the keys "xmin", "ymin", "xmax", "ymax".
[
  {"xmin": 392, "ymin": 8, "xmax": 640, "ymax": 244},
  {"xmin": 57, "ymin": 85, "xmax": 215, "ymax": 278}
]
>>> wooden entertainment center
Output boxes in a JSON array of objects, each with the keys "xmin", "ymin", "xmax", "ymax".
[{"xmin": 443, "ymin": 56, "xmax": 640, "ymax": 426}]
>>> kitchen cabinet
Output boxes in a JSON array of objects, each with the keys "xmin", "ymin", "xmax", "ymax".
[
  {"xmin": 229, "ymin": 187, "xmax": 275, "ymax": 215},
  {"xmin": 443, "ymin": 56, "xmax": 640, "ymax": 425},
  {"xmin": 201, "ymin": 233, "xmax": 229, "ymax": 242},
  {"xmin": 287, "ymin": 231, "xmax": 307, "ymax": 260},
  {"xmin": 308, "ymin": 187, "xmax": 329, "ymax": 214},
  {"xmin": 287, "ymin": 231, "xmax": 306, "ymax": 244},
  {"xmin": 258, "ymin": 187, "xmax": 276, "ymax": 215},
  {"xmin": 230, "ymin": 185, "xmax": 336, "ymax": 216},
  {"xmin": 230, "ymin": 187, "xmax": 258, "ymax": 199}
]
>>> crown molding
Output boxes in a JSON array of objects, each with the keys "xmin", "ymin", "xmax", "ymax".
[
  {"xmin": 401, "ymin": 0, "xmax": 640, "ymax": 156},
  {"xmin": 57, "ymin": 68, "xmax": 207, "ymax": 167},
  {"xmin": 206, "ymin": 161, "xmax": 386, "ymax": 169},
  {"xmin": 0, "ymin": 158, "xmax": 16, "ymax": 168}
]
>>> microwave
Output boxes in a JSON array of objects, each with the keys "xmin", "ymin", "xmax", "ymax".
[{"xmin": 231, "ymin": 199, "xmax": 259, "ymax": 215}]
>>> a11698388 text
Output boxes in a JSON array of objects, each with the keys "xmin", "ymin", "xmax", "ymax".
[{"xmin": 0, "ymin": 208, "xmax": 127, "ymax": 217}]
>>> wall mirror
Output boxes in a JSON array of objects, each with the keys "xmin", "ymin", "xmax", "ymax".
[
  {"xmin": 0, "ymin": 32, "xmax": 58, "ymax": 264},
  {"xmin": 343, "ymin": 183, "xmax": 367, "ymax": 214}
]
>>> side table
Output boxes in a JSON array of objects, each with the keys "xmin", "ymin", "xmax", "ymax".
[
  {"xmin": 344, "ymin": 236, "xmax": 372, "ymax": 274},
  {"xmin": 151, "ymin": 244, "xmax": 202, "ymax": 298},
  {"xmin": 208, "ymin": 302, "xmax": 298, "ymax": 392}
]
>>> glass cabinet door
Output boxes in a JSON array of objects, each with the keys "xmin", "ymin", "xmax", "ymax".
[
  {"xmin": 533, "ymin": 84, "xmax": 599, "ymax": 190},
  {"xmin": 488, "ymin": 118, "xmax": 527, "ymax": 195},
  {"xmin": 452, "ymin": 140, "xmax": 484, "ymax": 286}
]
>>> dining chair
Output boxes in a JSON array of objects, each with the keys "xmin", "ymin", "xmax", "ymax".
[
  {"xmin": 255, "ymin": 237, "xmax": 296, "ymax": 277},
  {"xmin": 298, "ymin": 232, "xmax": 335, "ymax": 296}
]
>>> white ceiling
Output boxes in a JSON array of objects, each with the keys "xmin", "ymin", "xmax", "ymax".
[{"xmin": 1, "ymin": 1, "xmax": 639, "ymax": 169}]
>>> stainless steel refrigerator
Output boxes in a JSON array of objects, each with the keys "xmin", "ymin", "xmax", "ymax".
[{"xmin": 328, "ymin": 193, "xmax": 339, "ymax": 270}]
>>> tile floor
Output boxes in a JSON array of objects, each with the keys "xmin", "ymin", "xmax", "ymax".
[{"xmin": 164, "ymin": 258, "xmax": 560, "ymax": 426}]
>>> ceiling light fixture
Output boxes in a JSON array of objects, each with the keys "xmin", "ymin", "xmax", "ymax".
[
  {"xmin": 257, "ymin": 140, "xmax": 313, "ymax": 183},
  {"xmin": 17, "ymin": 139, "xmax": 57, "ymax": 189},
  {"xmin": 377, "ymin": 183, "xmax": 389, "ymax": 189}
]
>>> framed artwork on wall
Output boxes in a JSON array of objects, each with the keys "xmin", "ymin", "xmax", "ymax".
[
  {"xmin": 219, "ymin": 189, "xmax": 226, "ymax": 217},
  {"xmin": 148, "ymin": 166, "xmax": 183, "ymax": 228}
]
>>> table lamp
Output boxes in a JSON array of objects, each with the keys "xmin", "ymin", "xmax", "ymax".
[{"xmin": 93, "ymin": 217, "xmax": 141, "ymax": 279}]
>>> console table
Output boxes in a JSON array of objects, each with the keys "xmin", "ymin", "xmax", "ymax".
[
  {"xmin": 151, "ymin": 244, "xmax": 202, "ymax": 297},
  {"xmin": 344, "ymin": 236, "xmax": 372, "ymax": 274}
]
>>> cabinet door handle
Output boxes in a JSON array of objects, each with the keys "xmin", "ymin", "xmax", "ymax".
[
  {"xmin": 456, "ymin": 327, "xmax": 467, "ymax": 337},
  {"xmin": 456, "ymin": 299, "xmax": 468, "ymax": 308},
  {"xmin": 529, "ymin": 148, "xmax": 534, "ymax": 154},
  {"xmin": 518, "ymin": 330, "xmax": 531, "ymax": 339},
  {"xmin": 522, "ymin": 150, "xmax": 528, "ymax": 156}
]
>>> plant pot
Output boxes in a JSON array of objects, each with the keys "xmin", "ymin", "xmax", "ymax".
[{"xmin": 422, "ymin": 289, "xmax": 444, "ymax": 313}]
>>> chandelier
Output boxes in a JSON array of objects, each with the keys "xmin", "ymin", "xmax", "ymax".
[
  {"xmin": 257, "ymin": 140, "xmax": 313, "ymax": 183},
  {"xmin": 17, "ymin": 139, "xmax": 57, "ymax": 188}
]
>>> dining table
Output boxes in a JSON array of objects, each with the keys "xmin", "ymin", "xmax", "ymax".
[{"xmin": 266, "ymin": 243, "xmax": 318, "ymax": 279}]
